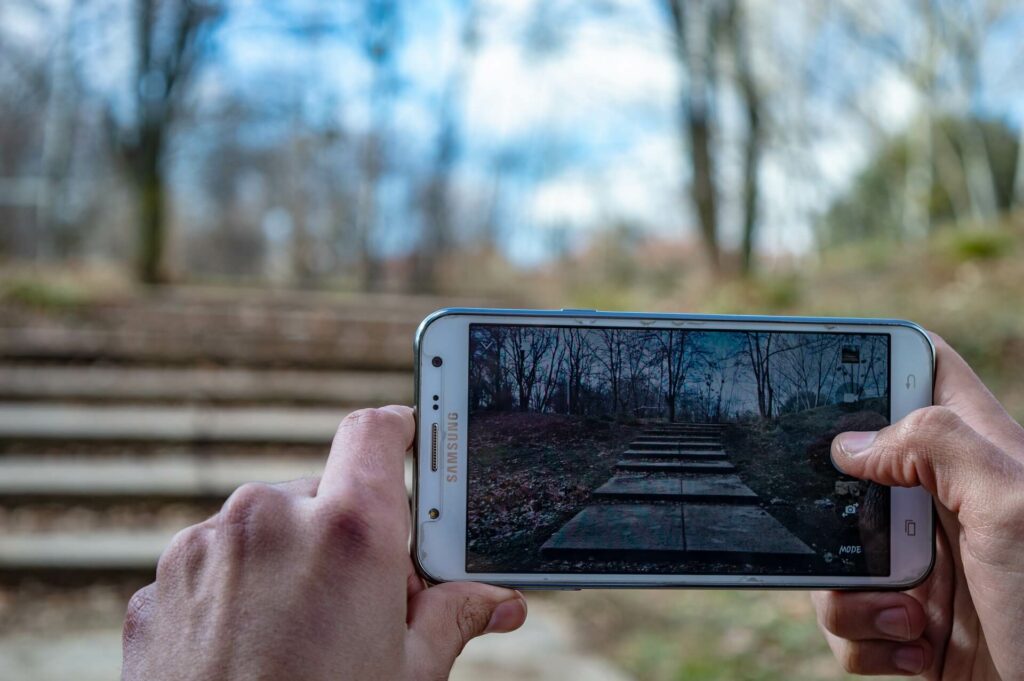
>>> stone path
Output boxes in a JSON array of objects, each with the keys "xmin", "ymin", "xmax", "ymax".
[{"xmin": 541, "ymin": 423, "xmax": 814, "ymax": 563}]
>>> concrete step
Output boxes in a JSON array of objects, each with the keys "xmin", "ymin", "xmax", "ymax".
[
  {"xmin": 633, "ymin": 434, "xmax": 719, "ymax": 441},
  {"xmin": 592, "ymin": 475, "xmax": 757, "ymax": 503},
  {"xmin": 0, "ymin": 365, "xmax": 410, "ymax": 405},
  {"xmin": 0, "ymin": 459, "xmax": 414, "ymax": 570},
  {"xmin": 615, "ymin": 460, "xmax": 735, "ymax": 473},
  {"xmin": 0, "ymin": 454, "xmax": 413, "ymax": 500},
  {"xmin": 0, "ymin": 325, "xmax": 413, "ymax": 370},
  {"xmin": 627, "ymin": 441, "xmax": 724, "ymax": 451},
  {"xmin": 0, "ymin": 530, "xmax": 176, "ymax": 570},
  {"xmin": 621, "ymin": 450, "xmax": 728, "ymax": 460},
  {"xmin": 540, "ymin": 504, "xmax": 815, "ymax": 561},
  {"xmin": 0, "ymin": 403, "xmax": 348, "ymax": 443}
]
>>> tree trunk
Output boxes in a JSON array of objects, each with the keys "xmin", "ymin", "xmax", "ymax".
[
  {"xmin": 688, "ymin": 106, "xmax": 720, "ymax": 270},
  {"xmin": 1014, "ymin": 121, "xmax": 1024, "ymax": 208},
  {"xmin": 666, "ymin": 0, "xmax": 721, "ymax": 272},
  {"xmin": 727, "ymin": 0, "xmax": 762, "ymax": 275},
  {"xmin": 136, "ymin": 127, "xmax": 167, "ymax": 284}
]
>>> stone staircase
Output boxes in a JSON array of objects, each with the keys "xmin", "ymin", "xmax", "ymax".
[{"xmin": 540, "ymin": 423, "xmax": 814, "ymax": 564}]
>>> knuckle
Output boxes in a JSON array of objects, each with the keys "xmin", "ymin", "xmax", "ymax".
[
  {"xmin": 839, "ymin": 642, "xmax": 866, "ymax": 674},
  {"xmin": 219, "ymin": 482, "xmax": 279, "ymax": 543},
  {"xmin": 901, "ymin": 405, "xmax": 959, "ymax": 440},
  {"xmin": 337, "ymin": 408, "xmax": 408, "ymax": 446},
  {"xmin": 222, "ymin": 483, "xmax": 274, "ymax": 532},
  {"xmin": 123, "ymin": 585, "xmax": 155, "ymax": 647},
  {"xmin": 156, "ymin": 525, "xmax": 207, "ymax": 581},
  {"xmin": 453, "ymin": 596, "xmax": 493, "ymax": 647},
  {"xmin": 339, "ymin": 408, "xmax": 391, "ymax": 434},
  {"xmin": 312, "ymin": 500, "xmax": 382, "ymax": 557}
]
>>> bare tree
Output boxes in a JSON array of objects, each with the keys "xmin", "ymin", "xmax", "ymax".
[
  {"xmin": 723, "ymin": 0, "xmax": 762, "ymax": 274},
  {"xmin": 593, "ymin": 328, "xmax": 626, "ymax": 416},
  {"xmin": 562, "ymin": 328, "xmax": 590, "ymax": 416},
  {"xmin": 106, "ymin": 0, "xmax": 223, "ymax": 284},
  {"xmin": 656, "ymin": 329, "xmax": 690, "ymax": 422},
  {"xmin": 535, "ymin": 331, "xmax": 565, "ymax": 412},
  {"xmin": 505, "ymin": 327, "xmax": 554, "ymax": 411},
  {"xmin": 745, "ymin": 331, "xmax": 777, "ymax": 418},
  {"xmin": 663, "ymin": 0, "xmax": 727, "ymax": 271}
]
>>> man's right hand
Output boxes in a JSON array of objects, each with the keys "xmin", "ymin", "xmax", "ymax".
[{"xmin": 812, "ymin": 334, "xmax": 1024, "ymax": 680}]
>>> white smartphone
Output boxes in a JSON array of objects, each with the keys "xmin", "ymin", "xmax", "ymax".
[{"xmin": 413, "ymin": 309, "xmax": 935, "ymax": 589}]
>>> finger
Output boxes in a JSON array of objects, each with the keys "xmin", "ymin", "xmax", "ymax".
[
  {"xmin": 822, "ymin": 630, "xmax": 931, "ymax": 676},
  {"xmin": 122, "ymin": 583, "xmax": 157, "ymax": 650},
  {"xmin": 405, "ymin": 582, "xmax": 527, "ymax": 675},
  {"xmin": 929, "ymin": 332, "xmax": 1024, "ymax": 454},
  {"xmin": 318, "ymin": 406, "xmax": 415, "ymax": 512},
  {"xmin": 812, "ymin": 590, "xmax": 926, "ymax": 641},
  {"xmin": 831, "ymin": 405, "xmax": 1022, "ymax": 516}
]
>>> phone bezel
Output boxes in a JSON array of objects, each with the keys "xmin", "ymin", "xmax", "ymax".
[{"xmin": 413, "ymin": 308, "xmax": 935, "ymax": 589}]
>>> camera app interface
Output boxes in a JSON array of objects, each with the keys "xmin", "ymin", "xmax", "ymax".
[{"xmin": 466, "ymin": 324, "xmax": 891, "ymax": 576}]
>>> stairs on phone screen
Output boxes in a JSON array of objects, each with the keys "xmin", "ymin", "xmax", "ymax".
[{"xmin": 540, "ymin": 423, "xmax": 814, "ymax": 563}]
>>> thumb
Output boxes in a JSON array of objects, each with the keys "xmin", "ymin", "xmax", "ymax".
[
  {"xmin": 405, "ymin": 582, "xmax": 527, "ymax": 672},
  {"xmin": 831, "ymin": 405, "xmax": 1013, "ymax": 515}
]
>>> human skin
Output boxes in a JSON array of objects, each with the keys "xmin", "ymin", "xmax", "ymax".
[
  {"xmin": 121, "ymin": 406, "xmax": 527, "ymax": 681},
  {"xmin": 813, "ymin": 335, "xmax": 1024, "ymax": 679}
]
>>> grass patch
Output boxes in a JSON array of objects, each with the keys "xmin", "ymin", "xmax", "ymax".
[
  {"xmin": 543, "ymin": 588, "xmax": 891, "ymax": 680},
  {"xmin": 0, "ymin": 278, "xmax": 89, "ymax": 310}
]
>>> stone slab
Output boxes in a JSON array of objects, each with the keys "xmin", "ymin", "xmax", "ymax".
[
  {"xmin": 622, "ymin": 450, "xmax": 727, "ymax": 460},
  {"xmin": 539, "ymin": 504, "xmax": 814, "ymax": 560},
  {"xmin": 541, "ymin": 504, "xmax": 684, "ymax": 557},
  {"xmin": 683, "ymin": 505, "xmax": 815, "ymax": 556},
  {"xmin": 635, "ymin": 434, "xmax": 719, "ymax": 440},
  {"xmin": 627, "ymin": 441, "xmax": 724, "ymax": 450},
  {"xmin": 615, "ymin": 460, "xmax": 735, "ymax": 473},
  {"xmin": 592, "ymin": 475, "xmax": 756, "ymax": 502}
]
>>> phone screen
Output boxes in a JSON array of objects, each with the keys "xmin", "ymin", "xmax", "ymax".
[{"xmin": 465, "ymin": 324, "xmax": 892, "ymax": 576}]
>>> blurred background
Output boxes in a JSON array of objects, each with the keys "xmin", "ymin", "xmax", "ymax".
[{"xmin": 0, "ymin": 0, "xmax": 1022, "ymax": 679}]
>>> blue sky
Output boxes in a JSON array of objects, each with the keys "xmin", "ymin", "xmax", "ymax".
[{"xmin": 6, "ymin": 0, "xmax": 1023, "ymax": 266}]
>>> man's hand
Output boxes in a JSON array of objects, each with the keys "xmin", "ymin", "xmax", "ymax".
[
  {"xmin": 122, "ymin": 406, "xmax": 527, "ymax": 681},
  {"xmin": 813, "ymin": 335, "xmax": 1024, "ymax": 679}
]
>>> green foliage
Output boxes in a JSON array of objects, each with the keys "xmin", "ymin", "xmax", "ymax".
[
  {"xmin": 941, "ymin": 229, "xmax": 1016, "ymax": 262},
  {"xmin": 820, "ymin": 116, "xmax": 1020, "ymax": 245},
  {"xmin": 0, "ymin": 278, "xmax": 87, "ymax": 310}
]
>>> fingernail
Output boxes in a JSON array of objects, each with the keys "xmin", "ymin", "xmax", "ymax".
[
  {"xmin": 838, "ymin": 431, "xmax": 877, "ymax": 455},
  {"xmin": 892, "ymin": 646, "xmax": 925, "ymax": 674},
  {"xmin": 875, "ymin": 607, "xmax": 910, "ymax": 639},
  {"xmin": 484, "ymin": 596, "xmax": 527, "ymax": 634}
]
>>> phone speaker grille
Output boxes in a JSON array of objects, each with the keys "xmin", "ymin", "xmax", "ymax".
[{"xmin": 430, "ymin": 423, "xmax": 439, "ymax": 472}]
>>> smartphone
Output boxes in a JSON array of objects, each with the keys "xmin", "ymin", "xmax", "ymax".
[{"xmin": 413, "ymin": 308, "xmax": 934, "ymax": 589}]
